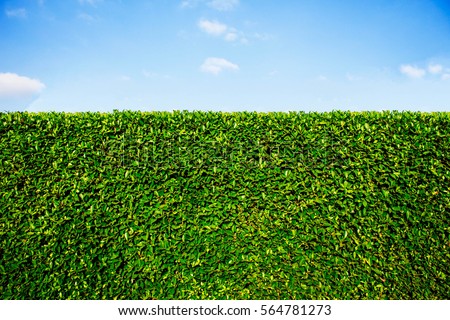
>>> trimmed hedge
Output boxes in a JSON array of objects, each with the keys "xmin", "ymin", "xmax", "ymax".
[{"xmin": 0, "ymin": 110, "xmax": 449, "ymax": 299}]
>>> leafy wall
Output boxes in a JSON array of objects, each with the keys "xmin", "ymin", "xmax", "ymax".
[{"xmin": 1, "ymin": 110, "xmax": 449, "ymax": 299}]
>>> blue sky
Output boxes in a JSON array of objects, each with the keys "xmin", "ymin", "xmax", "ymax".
[{"xmin": 1, "ymin": 0, "xmax": 450, "ymax": 112}]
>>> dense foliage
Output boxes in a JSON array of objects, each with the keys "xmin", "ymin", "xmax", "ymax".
[{"xmin": 1, "ymin": 110, "xmax": 449, "ymax": 299}]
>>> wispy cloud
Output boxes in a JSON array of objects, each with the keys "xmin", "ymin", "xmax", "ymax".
[
  {"xmin": 197, "ymin": 19, "xmax": 247, "ymax": 43},
  {"xmin": 180, "ymin": 0, "xmax": 239, "ymax": 11},
  {"xmin": 200, "ymin": 57, "xmax": 239, "ymax": 75},
  {"xmin": 5, "ymin": 8, "xmax": 27, "ymax": 18},
  {"xmin": 428, "ymin": 64, "xmax": 443, "ymax": 74},
  {"xmin": 198, "ymin": 19, "xmax": 228, "ymax": 36},
  {"xmin": 78, "ymin": 0, "xmax": 102, "ymax": 7},
  {"xmin": 118, "ymin": 75, "xmax": 131, "ymax": 81},
  {"xmin": 0, "ymin": 73, "xmax": 45, "ymax": 98},
  {"xmin": 224, "ymin": 32, "xmax": 238, "ymax": 41},
  {"xmin": 142, "ymin": 69, "xmax": 157, "ymax": 78},
  {"xmin": 346, "ymin": 73, "xmax": 362, "ymax": 81},
  {"xmin": 207, "ymin": 0, "xmax": 239, "ymax": 11},
  {"xmin": 253, "ymin": 32, "xmax": 272, "ymax": 41},
  {"xmin": 399, "ymin": 65, "xmax": 426, "ymax": 79},
  {"xmin": 400, "ymin": 63, "xmax": 450, "ymax": 80},
  {"xmin": 142, "ymin": 70, "xmax": 171, "ymax": 79},
  {"xmin": 180, "ymin": 0, "xmax": 199, "ymax": 9},
  {"xmin": 78, "ymin": 12, "xmax": 96, "ymax": 22}
]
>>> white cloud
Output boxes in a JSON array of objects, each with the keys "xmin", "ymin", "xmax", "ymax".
[
  {"xmin": 198, "ymin": 19, "xmax": 227, "ymax": 36},
  {"xmin": 180, "ymin": 0, "xmax": 239, "ymax": 11},
  {"xmin": 142, "ymin": 69, "xmax": 157, "ymax": 78},
  {"xmin": 0, "ymin": 73, "xmax": 45, "ymax": 98},
  {"xmin": 400, "ymin": 65, "xmax": 426, "ymax": 79},
  {"xmin": 428, "ymin": 64, "xmax": 443, "ymax": 74},
  {"xmin": 118, "ymin": 75, "xmax": 131, "ymax": 81},
  {"xmin": 180, "ymin": 0, "xmax": 200, "ymax": 8},
  {"xmin": 317, "ymin": 75, "xmax": 327, "ymax": 81},
  {"xmin": 240, "ymin": 37, "xmax": 249, "ymax": 44},
  {"xmin": 225, "ymin": 32, "xmax": 238, "ymax": 41},
  {"xmin": 200, "ymin": 57, "xmax": 239, "ymax": 75},
  {"xmin": 346, "ymin": 73, "xmax": 362, "ymax": 81},
  {"xmin": 78, "ymin": 0, "xmax": 102, "ymax": 6},
  {"xmin": 207, "ymin": 0, "xmax": 239, "ymax": 11},
  {"xmin": 442, "ymin": 74, "xmax": 450, "ymax": 80},
  {"xmin": 253, "ymin": 33, "xmax": 272, "ymax": 41},
  {"xmin": 198, "ymin": 19, "xmax": 246, "ymax": 43},
  {"xmin": 5, "ymin": 8, "xmax": 27, "ymax": 18},
  {"xmin": 78, "ymin": 12, "xmax": 96, "ymax": 22}
]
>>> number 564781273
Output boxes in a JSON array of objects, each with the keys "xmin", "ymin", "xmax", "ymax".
[{"xmin": 260, "ymin": 304, "xmax": 332, "ymax": 316}]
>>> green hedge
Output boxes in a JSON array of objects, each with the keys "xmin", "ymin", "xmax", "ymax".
[{"xmin": 0, "ymin": 110, "xmax": 449, "ymax": 299}]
